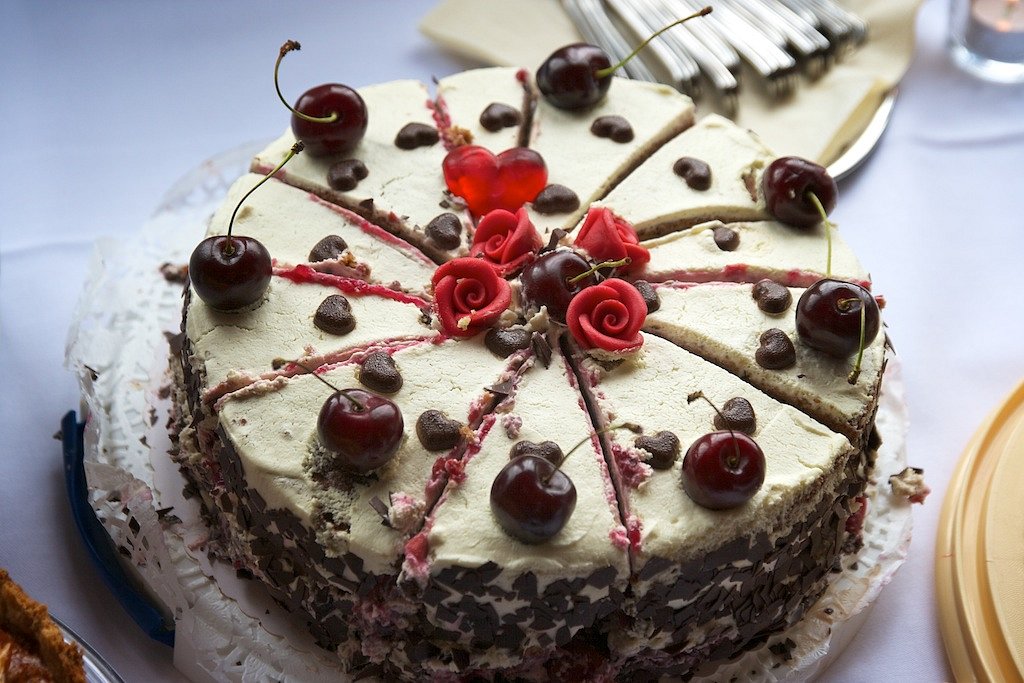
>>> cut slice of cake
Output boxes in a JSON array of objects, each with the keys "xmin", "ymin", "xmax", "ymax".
[
  {"xmin": 593, "ymin": 115, "xmax": 774, "ymax": 239},
  {"xmin": 643, "ymin": 282, "xmax": 886, "ymax": 444},
  {"xmin": 210, "ymin": 175, "xmax": 436, "ymax": 294},
  {"xmin": 569, "ymin": 333, "xmax": 863, "ymax": 679},
  {"xmin": 402, "ymin": 344, "xmax": 628, "ymax": 680},
  {"xmin": 184, "ymin": 271, "xmax": 432, "ymax": 403},
  {"xmin": 639, "ymin": 219, "xmax": 871, "ymax": 289},
  {"xmin": 523, "ymin": 77, "xmax": 694, "ymax": 237},
  {"xmin": 253, "ymin": 80, "xmax": 471, "ymax": 263}
]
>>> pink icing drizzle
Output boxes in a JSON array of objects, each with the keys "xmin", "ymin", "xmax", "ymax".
[
  {"xmin": 306, "ymin": 193, "xmax": 436, "ymax": 267},
  {"xmin": 274, "ymin": 265, "xmax": 430, "ymax": 307}
]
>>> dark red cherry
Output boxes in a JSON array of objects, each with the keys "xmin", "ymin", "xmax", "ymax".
[
  {"xmin": 762, "ymin": 157, "xmax": 837, "ymax": 229},
  {"xmin": 317, "ymin": 388, "xmax": 404, "ymax": 474},
  {"xmin": 490, "ymin": 455, "xmax": 577, "ymax": 543},
  {"xmin": 796, "ymin": 278, "xmax": 880, "ymax": 358},
  {"xmin": 189, "ymin": 235, "xmax": 272, "ymax": 312},
  {"xmin": 681, "ymin": 431, "xmax": 765, "ymax": 509},
  {"xmin": 536, "ymin": 43, "xmax": 613, "ymax": 111},
  {"xmin": 291, "ymin": 84, "xmax": 368, "ymax": 157},
  {"xmin": 519, "ymin": 250, "xmax": 598, "ymax": 322}
]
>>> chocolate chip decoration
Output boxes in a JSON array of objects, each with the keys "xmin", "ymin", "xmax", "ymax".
[
  {"xmin": 328, "ymin": 159, "xmax": 368, "ymax": 192},
  {"xmin": 590, "ymin": 115, "xmax": 634, "ymax": 143},
  {"xmin": 395, "ymin": 122, "xmax": 439, "ymax": 150},
  {"xmin": 635, "ymin": 431, "xmax": 680, "ymax": 470},
  {"xmin": 416, "ymin": 410, "xmax": 464, "ymax": 451},
  {"xmin": 755, "ymin": 328, "xmax": 797, "ymax": 370},
  {"xmin": 673, "ymin": 157, "xmax": 712, "ymax": 191},
  {"xmin": 314, "ymin": 295, "xmax": 356, "ymax": 335},
  {"xmin": 532, "ymin": 184, "xmax": 580, "ymax": 215},
  {"xmin": 713, "ymin": 397, "xmax": 757, "ymax": 435},
  {"xmin": 509, "ymin": 440, "xmax": 563, "ymax": 464},
  {"xmin": 425, "ymin": 212, "xmax": 463, "ymax": 250},
  {"xmin": 308, "ymin": 234, "xmax": 349, "ymax": 262},
  {"xmin": 713, "ymin": 226, "xmax": 740, "ymax": 251},
  {"xmin": 359, "ymin": 350, "xmax": 403, "ymax": 393},
  {"xmin": 479, "ymin": 103, "xmax": 521, "ymax": 132},
  {"xmin": 752, "ymin": 279, "xmax": 792, "ymax": 314},
  {"xmin": 633, "ymin": 280, "xmax": 660, "ymax": 313},
  {"xmin": 485, "ymin": 327, "xmax": 533, "ymax": 358}
]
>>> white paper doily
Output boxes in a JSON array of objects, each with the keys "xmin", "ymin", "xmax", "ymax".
[{"xmin": 65, "ymin": 148, "xmax": 914, "ymax": 683}]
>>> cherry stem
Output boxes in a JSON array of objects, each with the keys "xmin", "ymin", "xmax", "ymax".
[
  {"xmin": 687, "ymin": 391, "xmax": 742, "ymax": 469},
  {"xmin": 274, "ymin": 40, "xmax": 339, "ymax": 125},
  {"xmin": 807, "ymin": 191, "xmax": 833, "ymax": 277},
  {"xmin": 224, "ymin": 141, "xmax": 304, "ymax": 254},
  {"xmin": 543, "ymin": 422, "xmax": 642, "ymax": 484},
  {"xmin": 567, "ymin": 257, "xmax": 632, "ymax": 285},
  {"xmin": 272, "ymin": 357, "xmax": 366, "ymax": 410},
  {"xmin": 846, "ymin": 300, "xmax": 867, "ymax": 385},
  {"xmin": 595, "ymin": 7, "xmax": 712, "ymax": 79}
]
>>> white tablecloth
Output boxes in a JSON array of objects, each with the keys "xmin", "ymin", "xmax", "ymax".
[{"xmin": 2, "ymin": 0, "xmax": 1022, "ymax": 680}]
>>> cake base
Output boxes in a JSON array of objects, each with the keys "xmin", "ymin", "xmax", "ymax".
[{"xmin": 67, "ymin": 146, "xmax": 913, "ymax": 683}]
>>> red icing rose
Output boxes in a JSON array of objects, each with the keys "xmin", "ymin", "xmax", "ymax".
[
  {"xmin": 567, "ymin": 278, "xmax": 646, "ymax": 353},
  {"xmin": 470, "ymin": 208, "xmax": 543, "ymax": 276},
  {"xmin": 572, "ymin": 207, "xmax": 649, "ymax": 275},
  {"xmin": 431, "ymin": 257, "xmax": 512, "ymax": 338}
]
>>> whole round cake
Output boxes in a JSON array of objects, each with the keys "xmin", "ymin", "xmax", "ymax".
[{"xmin": 170, "ymin": 57, "xmax": 887, "ymax": 681}]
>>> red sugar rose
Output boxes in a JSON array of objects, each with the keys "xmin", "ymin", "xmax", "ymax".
[
  {"xmin": 572, "ymin": 207, "xmax": 649, "ymax": 275},
  {"xmin": 470, "ymin": 208, "xmax": 543, "ymax": 276},
  {"xmin": 442, "ymin": 145, "xmax": 548, "ymax": 216},
  {"xmin": 431, "ymin": 257, "xmax": 512, "ymax": 338},
  {"xmin": 567, "ymin": 278, "xmax": 646, "ymax": 353}
]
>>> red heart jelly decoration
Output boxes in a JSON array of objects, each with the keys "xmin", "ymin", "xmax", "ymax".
[{"xmin": 442, "ymin": 145, "xmax": 548, "ymax": 216}]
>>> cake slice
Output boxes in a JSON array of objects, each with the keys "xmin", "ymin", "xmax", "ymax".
[
  {"xmin": 404, "ymin": 344, "xmax": 628, "ymax": 679},
  {"xmin": 638, "ymin": 219, "xmax": 871, "ymax": 289},
  {"xmin": 184, "ymin": 271, "xmax": 432, "ymax": 402},
  {"xmin": 593, "ymin": 115, "xmax": 774, "ymax": 239},
  {"xmin": 643, "ymin": 282, "xmax": 886, "ymax": 444},
  {"xmin": 569, "ymin": 333, "xmax": 863, "ymax": 678},
  {"xmin": 253, "ymin": 80, "xmax": 471, "ymax": 263},
  {"xmin": 522, "ymin": 77, "xmax": 694, "ymax": 236},
  {"xmin": 210, "ymin": 175, "xmax": 436, "ymax": 294},
  {"xmin": 435, "ymin": 67, "xmax": 534, "ymax": 152},
  {"xmin": 175, "ymin": 336, "xmax": 524, "ymax": 652}
]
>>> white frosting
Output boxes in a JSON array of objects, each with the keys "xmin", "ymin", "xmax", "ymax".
[
  {"xmin": 252, "ymin": 80, "xmax": 470, "ymax": 259},
  {"xmin": 436, "ymin": 67, "xmax": 527, "ymax": 151},
  {"xmin": 525, "ymin": 77, "xmax": 694, "ymax": 235},
  {"xmin": 595, "ymin": 115, "xmax": 773, "ymax": 238},
  {"xmin": 581, "ymin": 333, "xmax": 852, "ymax": 561},
  {"xmin": 640, "ymin": 219, "xmax": 870, "ymax": 288},
  {"xmin": 644, "ymin": 283, "xmax": 886, "ymax": 439},
  {"xmin": 210, "ymin": 175, "xmax": 435, "ymax": 294},
  {"xmin": 218, "ymin": 337, "xmax": 511, "ymax": 575},
  {"xmin": 186, "ymin": 276, "xmax": 429, "ymax": 389}
]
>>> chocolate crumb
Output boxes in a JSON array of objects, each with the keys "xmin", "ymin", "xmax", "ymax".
[
  {"xmin": 368, "ymin": 496, "xmax": 393, "ymax": 527},
  {"xmin": 755, "ymin": 328, "xmax": 797, "ymax": 369},
  {"xmin": 480, "ymin": 102, "xmax": 521, "ymax": 132},
  {"xmin": 713, "ymin": 226, "xmax": 740, "ymax": 251},
  {"xmin": 531, "ymin": 332, "xmax": 553, "ymax": 368},
  {"xmin": 395, "ymin": 122, "xmax": 439, "ymax": 150},
  {"xmin": 160, "ymin": 262, "xmax": 188, "ymax": 284},
  {"xmin": 742, "ymin": 168, "xmax": 759, "ymax": 203},
  {"xmin": 425, "ymin": 213, "xmax": 463, "ymax": 250},
  {"xmin": 314, "ymin": 295, "xmax": 356, "ymax": 335},
  {"xmin": 486, "ymin": 379, "xmax": 514, "ymax": 397},
  {"xmin": 713, "ymin": 397, "xmax": 757, "ymax": 435},
  {"xmin": 445, "ymin": 125, "xmax": 474, "ymax": 148},
  {"xmin": 591, "ymin": 115, "xmax": 634, "ymax": 143},
  {"xmin": 672, "ymin": 157, "xmax": 712, "ymax": 191},
  {"xmin": 485, "ymin": 327, "xmax": 532, "ymax": 358},
  {"xmin": 328, "ymin": 159, "xmax": 368, "ymax": 192},
  {"xmin": 751, "ymin": 279, "xmax": 792, "ymax": 314},
  {"xmin": 416, "ymin": 410, "xmax": 464, "ymax": 452},
  {"xmin": 633, "ymin": 280, "xmax": 660, "ymax": 313},
  {"xmin": 359, "ymin": 351, "xmax": 402, "ymax": 393},
  {"xmin": 532, "ymin": 184, "xmax": 580, "ymax": 215},
  {"xmin": 540, "ymin": 229, "xmax": 568, "ymax": 254},
  {"xmin": 635, "ymin": 431, "xmax": 680, "ymax": 470},
  {"xmin": 309, "ymin": 234, "xmax": 349, "ymax": 262},
  {"xmin": 509, "ymin": 440, "xmax": 563, "ymax": 464}
]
